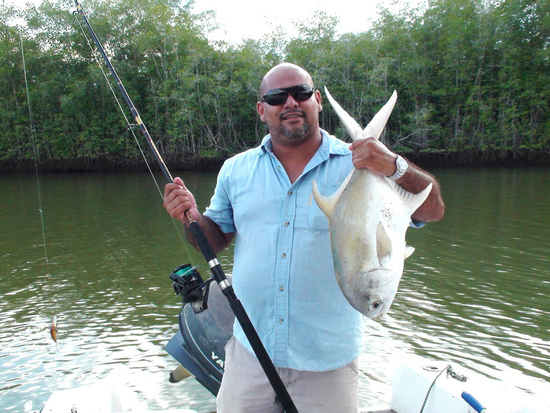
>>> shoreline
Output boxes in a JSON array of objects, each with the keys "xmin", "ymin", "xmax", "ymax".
[{"xmin": 2, "ymin": 148, "xmax": 549, "ymax": 173}]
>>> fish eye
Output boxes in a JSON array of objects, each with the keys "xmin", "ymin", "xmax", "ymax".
[{"xmin": 372, "ymin": 300, "xmax": 381, "ymax": 309}]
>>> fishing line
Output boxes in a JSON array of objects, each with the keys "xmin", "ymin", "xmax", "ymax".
[
  {"xmin": 20, "ymin": 33, "xmax": 49, "ymax": 266},
  {"xmin": 70, "ymin": 5, "xmax": 191, "ymax": 258},
  {"xmin": 419, "ymin": 365, "xmax": 468, "ymax": 413},
  {"xmin": 20, "ymin": 30, "xmax": 60, "ymax": 344}
]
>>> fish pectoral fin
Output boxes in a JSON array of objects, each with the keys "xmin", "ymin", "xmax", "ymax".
[
  {"xmin": 404, "ymin": 245, "xmax": 415, "ymax": 259},
  {"xmin": 376, "ymin": 221, "xmax": 393, "ymax": 267},
  {"xmin": 363, "ymin": 91, "xmax": 398, "ymax": 140},
  {"xmin": 324, "ymin": 87, "xmax": 364, "ymax": 141}
]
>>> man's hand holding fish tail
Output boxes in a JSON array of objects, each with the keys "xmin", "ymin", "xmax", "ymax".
[{"xmin": 350, "ymin": 137, "xmax": 445, "ymax": 223}]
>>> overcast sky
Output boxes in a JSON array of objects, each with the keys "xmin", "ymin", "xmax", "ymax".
[
  {"xmin": 190, "ymin": 0, "xmax": 423, "ymax": 43},
  {"xmin": 5, "ymin": 0, "xmax": 425, "ymax": 43}
]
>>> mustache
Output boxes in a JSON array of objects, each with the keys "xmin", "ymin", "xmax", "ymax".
[{"xmin": 280, "ymin": 109, "xmax": 305, "ymax": 120}]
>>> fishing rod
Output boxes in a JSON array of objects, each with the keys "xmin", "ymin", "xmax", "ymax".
[{"xmin": 72, "ymin": 2, "xmax": 298, "ymax": 411}]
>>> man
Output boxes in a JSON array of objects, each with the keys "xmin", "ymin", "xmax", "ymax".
[{"xmin": 163, "ymin": 63, "xmax": 444, "ymax": 412}]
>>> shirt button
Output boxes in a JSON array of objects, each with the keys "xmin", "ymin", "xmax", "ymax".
[
  {"xmin": 287, "ymin": 190, "xmax": 292, "ymax": 196},
  {"xmin": 281, "ymin": 253, "xmax": 286, "ymax": 259},
  {"xmin": 279, "ymin": 318, "xmax": 284, "ymax": 324},
  {"xmin": 279, "ymin": 285, "xmax": 284, "ymax": 291},
  {"xmin": 284, "ymin": 221, "xmax": 290, "ymax": 227}
]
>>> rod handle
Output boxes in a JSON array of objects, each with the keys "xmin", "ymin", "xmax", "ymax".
[{"xmin": 187, "ymin": 221, "xmax": 217, "ymax": 263}]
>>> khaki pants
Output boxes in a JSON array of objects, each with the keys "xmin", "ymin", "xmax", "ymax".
[{"xmin": 216, "ymin": 337, "xmax": 359, "ymax": 413}]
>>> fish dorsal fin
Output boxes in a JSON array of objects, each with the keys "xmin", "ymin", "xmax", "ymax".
[
  {"xmin": 324, "ymin": 87, "xmax": 364, "ymax": 141},
  {"xmin": 376, "ymin": 221, "xmax": 392, "ymax": 267},
  {"xmin": 363, "ymin": 91, "xmax": 398, "ymax": 140},
  {"xmin": 388, "ymin": 180, "xmax": 433, "ymax": 215},
  {"xmin": 312, "ymin": 168, "xmax": 355, "ymax": 218},
  {"xmin": 404, "ymin": 245, "xmax": 415, "ymax": 259}
]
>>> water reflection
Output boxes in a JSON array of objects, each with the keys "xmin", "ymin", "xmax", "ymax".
[{"xmin": 1, "ymin": 169, "xmax": 549, "ymax": 411}]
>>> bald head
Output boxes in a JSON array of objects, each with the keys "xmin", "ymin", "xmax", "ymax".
[
  {"xmin": 257, "ymin": 62, "xmax": 322, "ymax": 149},
  {"xmin": 260, "ymin": 63, "xmax": 314, "ymax": 96}
]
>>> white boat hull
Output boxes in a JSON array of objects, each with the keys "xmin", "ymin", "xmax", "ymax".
[
  {"xmin": 41, "ymin": 378, "xmax": 198, "ymax": 413},
  {"xmin": 391, "ymin": 358, "xmax": 548, "ymax": 413}
]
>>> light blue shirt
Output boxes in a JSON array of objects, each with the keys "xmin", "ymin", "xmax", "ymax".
[{"xmin": 204, "ymin": 130, "xmax": 363, "ymax": 371}]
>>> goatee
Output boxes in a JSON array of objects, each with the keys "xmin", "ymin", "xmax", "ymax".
[{"xmin": 269, "ymin": 117, "xmax": 311, "ymax": 146}]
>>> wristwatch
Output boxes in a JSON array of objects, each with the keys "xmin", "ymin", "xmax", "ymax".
[{"xmin": 388, "ymin": 155, "xmax": 408, "ymax": 181}]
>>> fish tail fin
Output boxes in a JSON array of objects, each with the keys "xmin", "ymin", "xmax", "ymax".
[
  {"xmin": 324, "ymin": 87, "xmax": 398, "ymax": 142},
  {"xmin": 363, "ymin": 91, "xmax": 398, "ymax": 140},
  {"xmin": 324, "ymin": 87, "xmax": 364, "ymax": 141}
]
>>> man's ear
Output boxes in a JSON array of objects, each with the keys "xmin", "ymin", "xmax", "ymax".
[
  {"xmin": 257, "ymin": 101, "xmax": 266, "ymax": 122},
  {"xmin": 315, "ymin": 90, "xmax": 323, "ymax": 113}
]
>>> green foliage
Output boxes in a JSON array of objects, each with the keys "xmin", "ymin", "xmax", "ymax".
[{"xmin": 0, "ymin": 0, "xmax": 548, "ymax": 168}]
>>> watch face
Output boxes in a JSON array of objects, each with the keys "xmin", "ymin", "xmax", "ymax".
[
  {"xmin": 397, "ymin": 156, "xmax": 407, "ymax": 172},
  {"xmin": 389, "ymin": 156, "xmax": 408, "ymax": 180}
]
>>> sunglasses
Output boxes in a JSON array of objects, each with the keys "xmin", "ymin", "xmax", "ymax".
[{"xmin": 261, "ymin": 84, "xmax": 315, "ymax": 106}]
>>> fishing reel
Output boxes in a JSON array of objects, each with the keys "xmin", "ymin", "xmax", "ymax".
[{"xmin": 170, "ymin": 264, "xmax": 213, "ymax": 314}]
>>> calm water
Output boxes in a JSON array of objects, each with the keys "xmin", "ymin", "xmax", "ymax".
[{"xmin": 1, "ymin": 168, "xmax": 549, "ymax": 411}]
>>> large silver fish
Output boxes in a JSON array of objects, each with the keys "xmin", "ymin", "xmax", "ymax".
[{"xmin": 313, "ymin": 88, "xmax": 432, "ymax": 319}]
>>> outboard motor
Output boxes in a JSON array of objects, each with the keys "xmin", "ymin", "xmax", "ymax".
[{"xmin": 165, "ymin": 264, "xmax": 234, "ymax": 395}]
